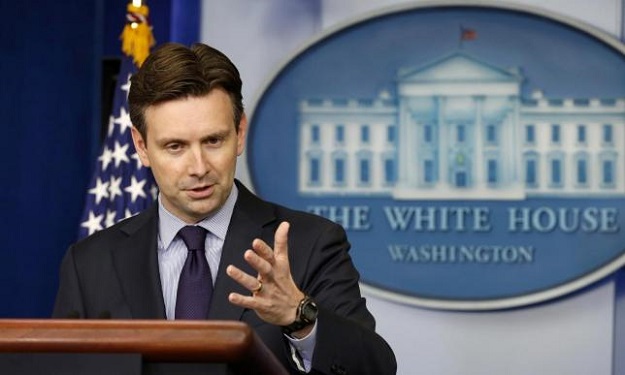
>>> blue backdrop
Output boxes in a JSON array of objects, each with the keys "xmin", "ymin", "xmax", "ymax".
[{"xmin": 0, "ymin": 0, "xmax": 199, "ymax": 317}]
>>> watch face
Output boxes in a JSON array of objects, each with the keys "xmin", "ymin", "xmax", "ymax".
[{"xmin": 301, "ymin": 300, "xmax": 318, "ymax": 322}]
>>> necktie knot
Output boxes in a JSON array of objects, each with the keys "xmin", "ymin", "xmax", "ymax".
[{"xmin": 178, "ymin": 225, "xmax": 207, "ymax": 252}]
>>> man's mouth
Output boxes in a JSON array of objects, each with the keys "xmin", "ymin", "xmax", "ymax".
[{"xmin": 186, "ymin": 184, "xmax": 214, "ymax": 198}]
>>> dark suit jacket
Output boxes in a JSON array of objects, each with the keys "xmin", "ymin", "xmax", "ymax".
[{"xmin": 53, "ymin": 181, "xmax": 396, "ymax": 375}]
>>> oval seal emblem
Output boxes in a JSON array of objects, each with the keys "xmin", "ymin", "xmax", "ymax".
[{"xmin": 247, "ymin": 2, "xmax": 625, "ymax": 310}]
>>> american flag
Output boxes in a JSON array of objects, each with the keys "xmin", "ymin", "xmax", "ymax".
[{"xmin": 78, "ymin": 57, "xmax": 157, "ymax": 239}]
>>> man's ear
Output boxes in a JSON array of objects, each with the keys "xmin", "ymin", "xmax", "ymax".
[
  {"xmin": 236, "ymin": 114, "xmax": 248, "ymax": 156},
  {"xmin": 131, "ymin": 127, "xmax": 151, "ymax": 167}
]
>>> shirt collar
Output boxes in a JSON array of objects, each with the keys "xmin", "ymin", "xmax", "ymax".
[{"xmin": 158, "ymin": 184, "xmax": 238, "ymax": 248}]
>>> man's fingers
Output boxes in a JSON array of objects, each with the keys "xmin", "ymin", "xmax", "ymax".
[
  {"xmin": 244, "ymin": 249, "xmax": 273, "ymax": 275},
  {"xmin": 251, "ymin": 238, "xmax": 274, "ymax": 264},
  {"xmin": 273, "ymin": 222, "xmax": 290, "ymax": 258},
  {"xmin": 250, "ymin": 221, "xmax": 290, "ymax": 264},
  {"xmin": 228, "ymin": 292, "xmax": 256, "ymax": 308},
  {"xmin": 226, "ymin": 265, "xmax": 262, "ymax": 291}
]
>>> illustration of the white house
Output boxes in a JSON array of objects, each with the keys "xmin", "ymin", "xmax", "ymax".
[{"xmin": 298, "ymin": 52, "xmax": 625, "ymax": 199}]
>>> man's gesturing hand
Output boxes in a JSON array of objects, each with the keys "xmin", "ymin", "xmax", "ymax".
[{"xmin": 226, "ymin": 222, "xmax": 305, "ymax": 327}]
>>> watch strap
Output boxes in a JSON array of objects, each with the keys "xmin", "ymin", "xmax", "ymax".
[{"xmin": 282, "ymin": 295, "xmax": 317, "ymax": 334}]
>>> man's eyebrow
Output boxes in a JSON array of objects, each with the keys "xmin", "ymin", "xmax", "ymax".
[
  {"xmin": 155, "ymin": 129, "xmax": 231, "ymax": 144},
  {"xmin": 155, "ymin": 136, "xmax": 187, "ymax": 145},
  {"xmin": 201, "ymin": 129, "xmax": 231, "ymax": 141}
]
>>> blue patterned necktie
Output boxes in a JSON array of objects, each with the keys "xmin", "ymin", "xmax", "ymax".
[{"xmin": 175, "ymin": 225, "xmax": 212, "ymax": 319}]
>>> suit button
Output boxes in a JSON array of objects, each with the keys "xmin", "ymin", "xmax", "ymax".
[{"xmin": 331, "ymin": 364, "xmax": 347, "ymax": 375}]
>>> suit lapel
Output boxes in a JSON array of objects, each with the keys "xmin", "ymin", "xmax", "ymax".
[
  {"xmin": 112, "ymin": 204, "xmax": 166, "ymax": 319},
  {"xmin": 209, "ymin": 182, "xmax": 277, "ymax": 320}
]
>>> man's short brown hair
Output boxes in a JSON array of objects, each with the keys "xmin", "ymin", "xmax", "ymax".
[{"xmin": 128, "ymin": 43, "xmax": 244, "ymax": 139}]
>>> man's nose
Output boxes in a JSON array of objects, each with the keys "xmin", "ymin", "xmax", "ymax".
[{"xmin": 188, "ymin": 146, "xmax": 209, "ymax": 177}]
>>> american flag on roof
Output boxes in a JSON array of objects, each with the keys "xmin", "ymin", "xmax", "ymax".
[{"xmin": 79, "ymin": 1, "xmax": 157, "ymax": 239}]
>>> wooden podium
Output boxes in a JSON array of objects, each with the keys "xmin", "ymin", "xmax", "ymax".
[{"xmin": 0, "ymin": 319, "xmax": 289, "ymax": 375}]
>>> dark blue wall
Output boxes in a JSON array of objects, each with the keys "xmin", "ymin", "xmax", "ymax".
[{"xmin": 0, "ymin": 0, "xmax": 198, "ymax": 317}]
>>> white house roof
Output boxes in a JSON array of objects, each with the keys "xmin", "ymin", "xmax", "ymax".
[{"xmin": 398, "ymin": 51, "xmax": 523, "ymax": 83}]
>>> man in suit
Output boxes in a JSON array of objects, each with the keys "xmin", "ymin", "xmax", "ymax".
[{"xmin": 53, "ymin": 43, "xmax": 396, "ymax": 375}]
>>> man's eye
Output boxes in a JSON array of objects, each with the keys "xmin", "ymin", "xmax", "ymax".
[
  {"xmin": 206, "ymin": 137, "xmax": 223, "ymax": 146},
  {"xmin": 166, "ymin": 143, "xmax": 182, "ymax": 152}
]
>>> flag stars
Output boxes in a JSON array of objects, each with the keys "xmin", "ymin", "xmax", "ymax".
[
  {"xmin": 150, "ymin": 185, "xmax": 159, "ymax": 200},
  {"xmin": 111, "ymin": 141, "xmax": 130, "ymax": 167},
  {"xmin": 105, "ymin": 209, "xmax": 117, "ymax": 228},
  {"xmin": 88, "ymin": 178, "xmax": 109, "ymax": 204},
  {"xmin": 107, "ymin": 115, "xmax": 116, "ymax": 137},
  {"xmin": 125, "ymin": 176, "xmax": 147, "ymax": 203},
  {"xmin": 131, "ymin": 152, "xmax": 144, "ymax": 169},
  {"xmin": 98, "ymin": 146, "xmax": 113, "ymax": 171},
  {"xmin": 81, "ymin": 211, "xmax": 103, "ymax": 235},
  {"xmin": 78, "ymin": 61, "xmax": 155, "ymax": 239},
  {"xmin": 108, "ymin": 176, "xmax": 123, "ymax": 201},
  {"xmin": 120, "ymin": 73, "xmax": 132, "ymax": 99},
  {"xmin": 114, "ymin": 107, "xmax": 133, "ymax": 135}
]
